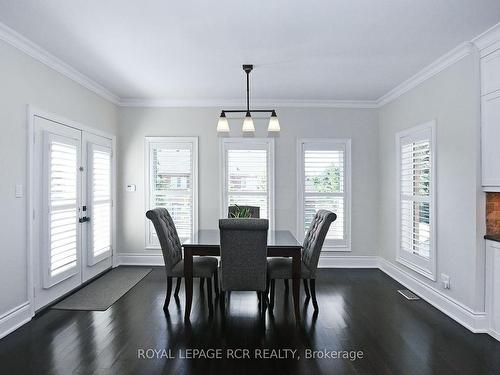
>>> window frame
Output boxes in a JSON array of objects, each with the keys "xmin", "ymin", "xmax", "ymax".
[
  {"xmin": 297, "ymin": 138, "xmax": 352, "ymax": 251},
  {"xmin": 144, "ymin": 136, "xmax": 198, "ymax": 249},
  {"xmin": 395, "ymin": 121, "xmax": 437, "ymax": 281},
  {"xmin": 219, "ymin": 138, "xmax": 275, "ymax": 231}
]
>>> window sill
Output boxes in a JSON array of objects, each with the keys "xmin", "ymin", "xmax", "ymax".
[{"xmin": 396, "ymin": 256, "xmax": 436, "ymax": 281}]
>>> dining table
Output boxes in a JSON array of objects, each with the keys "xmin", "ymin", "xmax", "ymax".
[{"xmin": 182, "ymin": 229, "xmax": 303, "ymax": 322}]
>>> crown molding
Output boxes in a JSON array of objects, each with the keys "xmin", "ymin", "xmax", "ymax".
[
  {"xmin": 0, "ymin": 21, "xmax": 120, "ymax": 104},
  {"xmin": 118, "ymin": 98, "xmax": 378, "ymax": 109},
  {"xmin": 472, "ymin": 21, "xmax": 500, "ymax": 55},
  {"xmin": 376, "ymin": 42, "xmax": 476, "ymax": 107}
]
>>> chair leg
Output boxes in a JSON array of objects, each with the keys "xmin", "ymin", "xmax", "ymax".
[
  {"xmin": 200, "ymin": 277, "xmax": 205, "ymax": 290},
  {"xmin": 174, "ymin": 277, "xmax": 182, "ymax": 297},
  {"xmin": 269, "ymin": 279, "xmax": 275, "ymax": 310},
  {"xmin": 260, "ymin": 291, "xmax": 267, "ymax": 314},
  {"xmin": 284, "ymin": 279, "xmax": 289, "ymax": 291},
  {"xmin": 207, "ymin": 277, "xmax": 213, "ymax": 314},
  {"xmin": 303, "ymin": 279, "xmax": 311, "ymax": 299},
  {"xmin": 219, "ymin": 291, "xmax": 225, "ymax": 310},
  {"xmin": 310, "ymin": 278, "xmax": 319, "ymax": 311},
  {"xmin": 164, "ymin": 277, "xmax": 173, "ymax": 311},
  {"xmin": 214, "ymin": 271, "xmax": 219, "ymax": 297}
]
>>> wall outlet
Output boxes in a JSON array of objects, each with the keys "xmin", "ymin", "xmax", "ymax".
[
  {"xmin": 126, "ymin": 184, "xmax": 136, "ymax": 192},
  {"xmin": 441, "ymin": 273, "xmax": 450, "ymax": 289}
]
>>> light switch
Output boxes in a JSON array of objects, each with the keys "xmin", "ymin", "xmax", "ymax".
[
  {"xmin": 15, "ymin": 184, "xmax": 23, "ymax": 198},
  {"xmin": 126, "ymin": 184, "xmax": 137, "ymax": 192}
]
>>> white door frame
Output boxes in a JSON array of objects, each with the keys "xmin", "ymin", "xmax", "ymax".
[{"xmin": 27, "ymin": 105, "xmax": 117, "ymax": 315}]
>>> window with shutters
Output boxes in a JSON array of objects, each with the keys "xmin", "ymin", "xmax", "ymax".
[
  {"xmin": 88, "ymin": 144, "xmax": 112, "ymax": 264},
  {"xmin": 145, "ymin": 137, "xmax": 198, "ymax": 247},
  {"xmin": 297, "ymin": 139, "xmax": 351, "ymax": 250},
  {"xmin": 44, "ymin": 134, "xmax": 80, "ymax": 287},
  {"xmin": 396, "ymin": 121, "xmax": 436, "ymax": 280},
  {"xmin": 220, "ymin": 138, "xmax": 275, "ymax": 228}
]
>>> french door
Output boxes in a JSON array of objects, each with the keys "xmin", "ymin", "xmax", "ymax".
[{"xmin": 33, "ymin": 116, "xmax": 113, "ymax": 310}]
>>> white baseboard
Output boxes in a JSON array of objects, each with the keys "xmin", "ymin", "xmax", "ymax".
[
  {"xmin": 118, "ymin": 252, "xmax": 164, "ymax": 266},
  {"xmin": 118, "ymin": 252, "xmax": 379, "ymax": 269},
  {"xmin": 318, "ymin": 255, "xmax": 379, "ymax": 268},
  {"xmin": 378, "ymin": 258, "xmax": 489, "ymax": 333},
  {"xmin": 0, "ymin": 301, "xmax": 32, "ymax": 339}
]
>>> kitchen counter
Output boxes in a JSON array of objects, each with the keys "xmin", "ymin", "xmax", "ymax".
[{"xmin": 485, "ymin": 234, "xmax": 500, "ymax": 243}]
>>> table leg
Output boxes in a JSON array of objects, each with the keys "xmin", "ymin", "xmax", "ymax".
[
  {"xmin": 291, "ymin": 250, "xmax": 301, "ymax": 322},
  {"xmin": 184, "ymin": 248, "xmax": 194, "ymax": 321}
]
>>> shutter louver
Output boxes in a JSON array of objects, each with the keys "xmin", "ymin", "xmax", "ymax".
[
  {"xmin": 227, "ymin": 149, "xmax": 268, "ymax": 218},
  {"xmin": 400, "ymin": 138, "xmax": 431, "ymax": 259},
  {"xmin": 49, "ymin": 140, "xmax": 78, "ymax": 278},
  {"xmin": 303, "ymin": 148, "xmax": 345, "ymax": 242},
  {"xmin": 89, "ymin": 146, "xmax": 112, "ymax": 262},
  {"xmin": 150, "ymin": 143, "xmax": 194, "ymax": 242}
]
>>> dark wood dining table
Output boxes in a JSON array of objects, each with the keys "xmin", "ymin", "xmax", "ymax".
[{"xmin": 182, "ymin": 229, "xmax": 303, "ymax": 322}]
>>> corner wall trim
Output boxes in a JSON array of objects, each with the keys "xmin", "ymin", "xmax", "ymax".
[
  {"xmin": 118, "ymin": 98, "xmax": 379, "ymax": 109},
  {"xmin": 0, "ymin": 21, "xmax": 119, "ymax": 104},
  {"xmin": 376, "ymin": 42, "xmax": 476, "ymax": 107},
  {"xmin": 0, "ymin": 302, "xmax": 32, "ymax": 340},
  {"xmin": 378, "ymin": 258, "xmax": 489, "ymax": 333}
]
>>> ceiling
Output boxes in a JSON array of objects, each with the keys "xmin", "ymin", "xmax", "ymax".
[{"xmin": 0, "ymin": 0, "xmax": 500, "ymax": 104}]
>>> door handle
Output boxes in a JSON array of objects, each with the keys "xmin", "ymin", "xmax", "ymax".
[{"xmin": 79, "ymin": 216, "xmax": 90, "ymax": 223}]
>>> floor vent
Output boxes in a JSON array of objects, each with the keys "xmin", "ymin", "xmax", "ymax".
[{"xmin": 398, "ymin": 289, "xmax": 420, "ymax": 300}]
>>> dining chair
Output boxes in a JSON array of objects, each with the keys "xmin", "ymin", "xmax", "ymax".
[
  {"xmin": 267, "ymin": 210, "xmax": 336, "ymax": 312},
  {"xmin": 218, "ymin": 218, "xmax": 269, "ymax": 314},
  {"xmin": 146, "ymin": 208, "xmax": 219, "ymax": 312},
  {"xmin": 228, "ymin": 205, "xmax": 260, "ymax": 218}
]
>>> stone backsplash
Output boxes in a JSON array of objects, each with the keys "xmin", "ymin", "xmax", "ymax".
[{"xmin": 486, "ymin": 192, "xmax": 500, "ymax": 236}]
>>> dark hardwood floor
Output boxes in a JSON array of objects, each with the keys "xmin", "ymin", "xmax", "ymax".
[{"xmin": 1, "ymin": 268, "xmax": 499, "ymax": 375}]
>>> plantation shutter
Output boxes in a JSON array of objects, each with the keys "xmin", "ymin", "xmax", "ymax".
[
  {"xmin": 400, "ymin": 132, "xmax": 432, "ymax": 259},
  {"xmin": 89, "ymin": 144, "xmax": 112, "ymax": 264},
  {"xmin": 302, "ymin": 143, "xmax": 346, "ymax": 245},
  {"xmin": 226, "ymin": 148, "xmax": 268, "ymax": 219},
  {"xmin": 149, "ymin": 140, "xmax": 195, "ymax": 244},
  {"xmin": 45, "ymin": 134, "xmax": 80, "ymax": 286}
]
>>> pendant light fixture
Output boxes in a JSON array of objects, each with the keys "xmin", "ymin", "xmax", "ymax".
[{"xmin": 217, "ymin": 64, "xmax": 280, "ymax": 134}]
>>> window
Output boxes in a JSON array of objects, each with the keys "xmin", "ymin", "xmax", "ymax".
[
  {"xmin": 298, "ymin": 139, "xmax": 351, "ymax": 250},
  {"xmin": 88, "ymin": 144, "xmax": 112, "ymax": 265},
  {"xmin": 396, "ymin": 121, "xmax": 436, "ymax": 280},
  {"xmin": 43, "ymin": 133, "xmax": 81, "ymax": 287},
  {"xmin": 145, "ymin": 137, "xmax": 198, "ymax": 247},
  {"xmin": 220, "ymin": 138, "xmax": 275, "ymax": 228}
]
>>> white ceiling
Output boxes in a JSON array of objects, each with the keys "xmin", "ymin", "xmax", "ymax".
[{"xmin": 0, "ymin": 0, "xmax": 500, "ymax": 103}]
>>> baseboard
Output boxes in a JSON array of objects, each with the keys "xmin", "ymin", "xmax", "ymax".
[
  {"xmin": 318, "ymin": 255, "xmax": 379, "ymax": 268},
  {"xmin": 118, "ymin": 252, "xmax": 379, "ymax": 269},
  {"xmin": 0, "ymin": 301, "xmax": 32, "ymax": 340},
  {"xmin": 378, "ymin": 258, "xmax": 489, "ymax": 333},
  {"xmin": 118, "ymin": 253, "xmax": 164, "ymax": 266}
]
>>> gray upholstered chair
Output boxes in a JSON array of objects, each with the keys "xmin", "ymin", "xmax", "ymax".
[
  {"xmin": 218, "ymin": 218, "xmax": 269, "ymax": 313},
  {"xmin": 228, "ymin": 205, "xmax": 260, "ymax": 218},
  {"xmin": 267, "ymin": 210, "xmax": 336, "ymax": 312},
  {"xmin": 146, "ymin": 208, "xmax": 218, "ymax": 312}
]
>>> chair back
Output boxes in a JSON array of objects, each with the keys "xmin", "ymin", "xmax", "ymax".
[
  {"xmin": 146, "ymin": 208, "xmax": 182, "ymax": 273},
  {"xmin": 228, "ymin": 205, "xmax": 260, "ymax": 218},
  {"xmin": 302, "ymin": 210, "xmax": 337, "ymax": 276},
  {"xmin": 219, "ymin": 218, "xmax": 268, "ymax": 291}
]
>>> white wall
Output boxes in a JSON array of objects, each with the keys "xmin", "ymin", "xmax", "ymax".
[
  {"xmin": 378, "ymin": 53, "xmax": 486, "ymax": 311},
  {"xmin": 0, "ymin": 40, "xmax": 117, "ymax": 318},
  {"xmin": 117, "ymin": 106, "xmax": 379, "ymax": 259}
]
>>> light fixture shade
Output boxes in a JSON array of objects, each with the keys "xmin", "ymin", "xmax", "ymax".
[
  {"xmin": 268, "ymin": 111, "xmax": 280, "ymax": 132},
  {"xmin": 242, "ymin": 111, "xmax": 255, "ymax": 132},
  {"xmin": 217, "ymin": 112, "xmax": 230, "ymax": 132}
]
